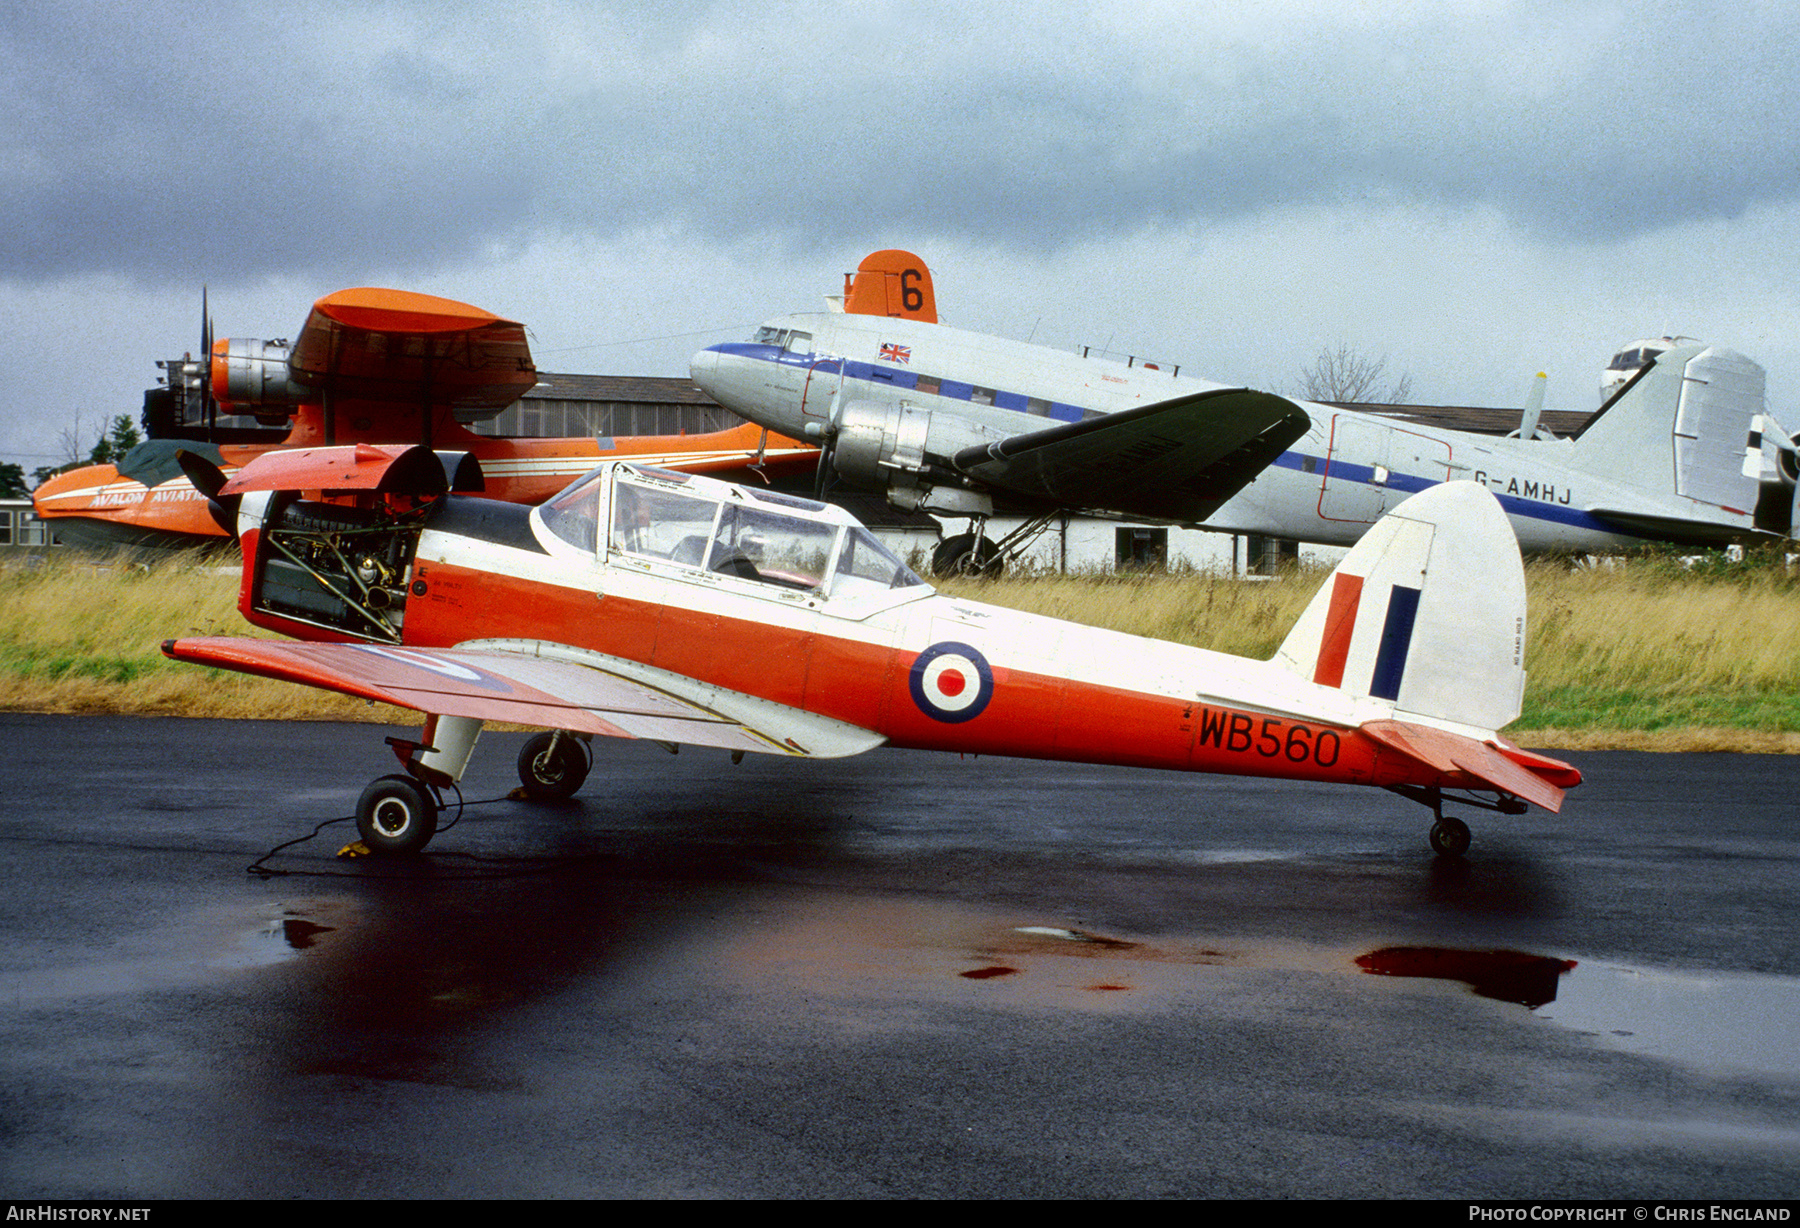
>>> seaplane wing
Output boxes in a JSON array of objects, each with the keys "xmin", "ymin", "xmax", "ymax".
[
  {"xmin": 277, "ymin": 288, "xmax": 538, "ymax": 414},
  {"xmin": 162, "ymin": 636, "xmax": 885, "ymax": 759},
  {"xmin": 951, "ymin": 388, "xmax": 1310, "ymax": 523}
]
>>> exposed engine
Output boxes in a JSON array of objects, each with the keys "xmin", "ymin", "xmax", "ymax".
[{"xmin": 250, "ymin": 494, "xmax": 430, "ymax": 643}]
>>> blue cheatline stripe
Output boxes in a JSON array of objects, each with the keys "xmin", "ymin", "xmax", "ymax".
[
  {"xmin": 1369, "ymin": 585, "xmax": 1421, "ymax": 701},
  {"xmin": 709, "ymin": 342, "xmax": 1091, "ymax": 424}
]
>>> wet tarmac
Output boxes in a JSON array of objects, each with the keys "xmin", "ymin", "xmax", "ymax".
[{"xmin": 1, "ymin": 713, "xmax": 1797, "ymax": 1198}]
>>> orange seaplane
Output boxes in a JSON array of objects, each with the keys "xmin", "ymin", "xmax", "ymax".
[
  {"xmin": 31, "ymin": 287, "xmax": 817, "ymax": 550},
  {"xmin": 163, "ymin": 441, "xmax": 1579, "ymax": 860}
]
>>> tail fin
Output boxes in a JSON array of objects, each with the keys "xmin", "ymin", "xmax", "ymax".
[
  {"xmin": 1274, "ymin": 481, "xmax": 1526, "ymax": 733},
  {"xmin": 840, "ymin": 250, "xmax": 938, "ymax": 323},
  {"xmin": 1571, "ymin": 343, "xmax": 1772, "ymax": 522}
]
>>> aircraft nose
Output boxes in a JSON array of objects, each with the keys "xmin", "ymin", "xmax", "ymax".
[{"xmin": 689, "ymin": 346, "xmax": 720, "ymax": 385}]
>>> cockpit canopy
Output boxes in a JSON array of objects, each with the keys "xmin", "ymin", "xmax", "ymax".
[{"xmin": 538, "ymin": 463, "xmax": 927, "ymax": 599}]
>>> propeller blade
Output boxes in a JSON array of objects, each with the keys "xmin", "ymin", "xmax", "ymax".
[{"xmin": 175, "ymin": 448, "xmax": 240, "ymax": 537}]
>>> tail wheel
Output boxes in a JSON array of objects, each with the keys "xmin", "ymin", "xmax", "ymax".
[
  {"xmin": 1429, "ymin": 816, "xmax": 1471, "ymax": 858},
  {"xmin": 516, "ymin": 732, "xmax": 591, "ymax": 800},
  {"xmin": 356, "ymin": 774, "xmax": 439, "ymax": 856}
]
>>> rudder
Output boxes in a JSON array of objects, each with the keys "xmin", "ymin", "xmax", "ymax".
[{"xmin": 1274, "ymin": 481, "xmax": 1526, "ymax": 733}]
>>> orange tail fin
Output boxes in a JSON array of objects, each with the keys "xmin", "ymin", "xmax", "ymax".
[{"xmin": 842, "ymin": 250, "xmax": 937, "ymax": 323}]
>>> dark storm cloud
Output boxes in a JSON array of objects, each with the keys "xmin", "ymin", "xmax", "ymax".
[{"xmin": 6, "ymin": 1, "xmax": 1798, "ymax": 288}]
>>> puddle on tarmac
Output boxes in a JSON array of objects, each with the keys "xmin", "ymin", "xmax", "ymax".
[
  {"xmin": 3, "ymin": 902, "xmax": 343, "ymax": 1003},
  {"xmin": 1352, "ymin": 943, "xmax": 1800, "ymax": 1080},
  {"xmin": 1355, "ymin": 946, "xmax": 1577, "ymax": 1008},
  {"xmin": 1537, "ymin": 960, "xmax": 1800, "ymax": 1079}
]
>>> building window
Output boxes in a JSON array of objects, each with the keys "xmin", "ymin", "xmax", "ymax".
[
  {"xmin": 1245, "ymin": 534, "xmax": 1298, "ymax": 575},
  {"xmin": 1115, "ymin": 526, "xmax": 1167, "ymax": 571}
]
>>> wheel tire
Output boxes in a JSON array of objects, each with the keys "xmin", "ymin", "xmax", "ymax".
[
  {"xmin": 516, "ymin": 732, "xmax": 591, "ymax": 801},
  {"xmin": 930, "ymin": 533, "xmax": 1002, "ymax": 579},
  {"xmin": 1429, "ymin": 816, "xmax": 1472, "ymax": 858},
  {"xmin": 356, "ymin": 774, "xmax": 439, "ymax": 856}
]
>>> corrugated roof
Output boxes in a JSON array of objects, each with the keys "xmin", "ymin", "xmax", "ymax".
[{"xmin": 525, "ymin": 373, "xmax": 716, "ymax": 405}]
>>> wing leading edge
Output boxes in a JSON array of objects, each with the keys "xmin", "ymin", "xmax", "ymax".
[
  {"xmin": 952, "ymin": 388, "xmax": 1311, "ymax": 523},
  {"xmin": 162, "ymin": 636, "xmax": 886, "ymax": 759}
]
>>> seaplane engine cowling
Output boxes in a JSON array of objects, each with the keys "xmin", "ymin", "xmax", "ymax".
[
  {"xmin": 213, "ymin": 338, "xmax": 306, "ymax": 424},
  {"xmin": 831, "ymin": 400, "xmax": 1004, "ymax": 487}
]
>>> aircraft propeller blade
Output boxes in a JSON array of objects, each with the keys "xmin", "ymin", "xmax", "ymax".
[
  {"xmin": 200, "ymin": 288, "xmax": 218, "ymax": 433},
  {"xmin": 176, "ymin": 448, "xmax": 240, "ymax": 537}
]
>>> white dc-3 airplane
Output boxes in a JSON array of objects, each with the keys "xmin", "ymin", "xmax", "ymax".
[
  {"xmin": 163, "ymin": 444, "xmax": 1578, "ymax": 860},
  {"xmin": 692, "ymin": 251, "xmax": 1799, "ymax": 573}
]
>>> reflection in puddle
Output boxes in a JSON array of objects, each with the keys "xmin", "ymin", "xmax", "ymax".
[
  {"xmin": 1352, "ymin": 944, "xmax": 1800, "ymax": 1079},
  {"xmin": 1538, "ymin": 962, "xmax": 1800, "ymax": 1079},
  {"xmin": 1355, "ymin": 946, "xmax": 1577, "ymax": 1008}
]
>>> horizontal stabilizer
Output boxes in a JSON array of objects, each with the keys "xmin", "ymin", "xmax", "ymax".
[
  {"xmin": 951, "ymin": 388, "xmax": 1310, "ymax": 523},
  {"xmin": 1361, "ymin": 720, "xmax": 1573, "ymax": 812},
  {"xmin": 162, "ymin": 636, "xmax": 885, "ymax": 759}
]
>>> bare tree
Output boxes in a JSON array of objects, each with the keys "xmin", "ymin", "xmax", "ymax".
[{"xmin": 1294, "ymin": 344, "xmax": 1414, "ymax": 405}]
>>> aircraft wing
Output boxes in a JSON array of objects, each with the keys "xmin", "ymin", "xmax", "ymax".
[
  {"xmin": 279, "ymin": 288, "xmax": 538, "ymax": 413},
  {"xmin": 162, "ymin": 636, "xmax": 886, "ymax": 759},
  {"xmin": 950, "ymin": 388, "xmax": 1310, "ymax": 523}
]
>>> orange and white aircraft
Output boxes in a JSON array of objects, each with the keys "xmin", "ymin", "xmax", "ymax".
[
  {"xmin": 162, "ymin": 444, "xmax": 1579, "ymax": 859},
  {"xmin": 32, "ymin": 288, "xmax": 812, "ymax": 550}
]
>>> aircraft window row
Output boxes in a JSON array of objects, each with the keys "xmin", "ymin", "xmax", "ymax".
[
  {"xmin": 901, "ymin": 370, "xmax": 1068, "ymax": 421},
  {"xmin": 754, "ymin": 326, "xmax": 789, "ymax": 347}
]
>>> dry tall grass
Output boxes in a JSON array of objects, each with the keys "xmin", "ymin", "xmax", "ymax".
[
  {"xmin": 6, "ymin": 548, "xmax": 1799, "ymax": 748},
  {"xmin": 0, "ymin": 556, "xmax": 413, "ymax": 723}
]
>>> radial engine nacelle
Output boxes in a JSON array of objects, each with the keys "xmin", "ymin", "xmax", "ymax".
[
  {"xmin": 212, "ymin": 337, "xmax": 307, "ymax": 423},
  {"xmin": 831, "ymin": 398, "xmax": 1005, "ymax": 502}
]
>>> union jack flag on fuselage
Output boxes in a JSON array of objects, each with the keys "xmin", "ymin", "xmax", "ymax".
[{"xmin": 879, "ymin": 342, "xmax": 911, "ymax": 364}]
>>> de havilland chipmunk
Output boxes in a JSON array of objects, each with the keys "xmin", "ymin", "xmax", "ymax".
[
  {"xmin": 162, "ymin": 442, "xmax": 1579, "ymax": 861},
  {"xmin": 32, "ymin": 288, "xmax": 813, "ymax": 551},
  {"xmin": 692, "ymin": 251, "xmax": 1799, "ymax": 572}
]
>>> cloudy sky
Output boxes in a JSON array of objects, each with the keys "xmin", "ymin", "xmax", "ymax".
[{"xmin": 6, "ymin": 0, "xmax": 1799, "ymax": 473}]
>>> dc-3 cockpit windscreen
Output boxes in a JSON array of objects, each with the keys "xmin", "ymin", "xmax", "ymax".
[{"xmin": 539, "ymin": 464, "xmax": 929, "ymax": 598}]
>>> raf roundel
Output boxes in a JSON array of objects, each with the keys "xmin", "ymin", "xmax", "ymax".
[{"xmin": 908, "ymin": 641, "xmax": 994, "ymax": 723}]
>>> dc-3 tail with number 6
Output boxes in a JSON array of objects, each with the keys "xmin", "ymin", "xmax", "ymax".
[{"xmin": 164, "ymin": 444, "xmax": 1578, "ymax": 858}]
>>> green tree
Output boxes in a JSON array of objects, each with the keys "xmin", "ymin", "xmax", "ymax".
[
  {"xmin": 0, "ymin": 462, "xmax": 27, "ymax": 498},
  {"xmin": 87, "ymin": 414, "xmax": 142, "ymax": 466}
]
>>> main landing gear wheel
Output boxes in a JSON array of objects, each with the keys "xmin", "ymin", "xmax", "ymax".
[
  {"xmin": 1429, "ymin": 815, "xmax": 1472, "ymax": 858},
  {"xmin": 931, "ymin": 533, "xmax": 1002, "ymax": 579},
  {"xmin": 356, "ymin": 774, "xmax": 439, "ymax": 856},
  {"xmin": 516, "ymin": 732, "xmax": 591, "ymax": 800}
]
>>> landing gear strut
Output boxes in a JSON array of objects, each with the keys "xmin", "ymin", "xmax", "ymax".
[
  {"xmin": 1387, "ymin": 784, "xmax": 1525, "ymax": 859},
  {"xmin": 350, "ymin": 714, "xmax": 483, "ymax": 856},
  {"xmin": 928, "ymin": 511, "xmax": 1064, "ymax": 579}
]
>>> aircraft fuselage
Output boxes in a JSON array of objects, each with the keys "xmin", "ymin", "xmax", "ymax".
[{"xmin": 694, "ymin": 314, "xmax": 1770, "ymax": 551}]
